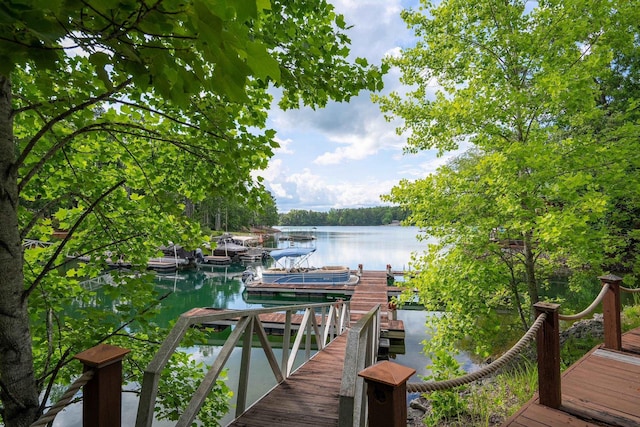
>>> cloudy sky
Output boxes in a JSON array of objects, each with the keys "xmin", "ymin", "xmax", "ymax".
[{"xmin": 257, "ymin": 0, "xmax": 460, "ymax": 213}]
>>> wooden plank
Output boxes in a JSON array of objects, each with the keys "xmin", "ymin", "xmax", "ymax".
[
  {"xmin": 593, "ymin": 348, "xmax": 640, "ymax": 366},
  {"xmin": 524, "ymin": 404, "xmax": 601, "ymax": 426},
  {"xmin": 562, "ymin": 382, "xmax": 640, "ymax": 419},
  {"xmin": 504, "ymin": 402, "xmax": 601, "ymax": 427},
  {"xmin": 562, "ymin": 395, "xmax": 640, "ymax": 427},
  {"xmin": 228, "ymin": 334, "xmax": 348, "ymax": 426}
]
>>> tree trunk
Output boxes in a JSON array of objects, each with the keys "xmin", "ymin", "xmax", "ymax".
[
  {"xmin": 523, "ymin": 231, "xmax": 539, "ymax": 319},
  {"xmin": 0, "ymin": 75, "xmax": 39, "ymax": 426}
]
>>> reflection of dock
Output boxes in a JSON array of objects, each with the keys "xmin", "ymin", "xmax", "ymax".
[{"xmin": 202, "ymin": 255, "xmax": 232, "ymax": 265}]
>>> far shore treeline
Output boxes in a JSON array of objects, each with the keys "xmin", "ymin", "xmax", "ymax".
[{"xmin": 278, "ymin": 206, "xmax": 409, "ymax": 226}]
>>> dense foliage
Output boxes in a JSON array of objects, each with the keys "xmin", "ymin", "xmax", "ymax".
[
  {"xmin": 189, "ymin": 191, "xmax": 280, "ymax": 232},
  {"xmin": 0, "ymin": 1, "xmax": 385, "ymax": 426},
  {"xmin": 278, "ymin": 206, "xmax": 409, "ymax": 226},
  {"xmin": 377, "ymin": 0, "xmax": 640, "ymax": 356}
]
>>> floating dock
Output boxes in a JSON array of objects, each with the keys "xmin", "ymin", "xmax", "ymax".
[{"xmin": 239, "ymin": 270, "xmax": 405, "ymax": 354}]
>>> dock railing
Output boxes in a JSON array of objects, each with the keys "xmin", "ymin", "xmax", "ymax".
[
  {"xmin": 338, "ymin": 304, "xmax": 381, "ymax": 427},
  {"xmin": 135, "ymin": 300, "xmax": 350, "ymax": 427},
  {"xmin": 358, "ymin": 274, "xmax": 640, "ymax": 426}
]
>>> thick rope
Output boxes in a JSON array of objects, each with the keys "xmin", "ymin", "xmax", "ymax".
[
  {"xmin": 407, "ymin": 313, "xmax": 546, "ymax": 393},
  {"xmin": 621, "ymin": 285, "xmax": 640, "ymax": 293},
  {"xmin": 30, "ymin": 370, "xmax": 95, "ymax": 427},
  {"xmin": 558, "ymin": 283, "xmax": 610, "ymax": 321}
]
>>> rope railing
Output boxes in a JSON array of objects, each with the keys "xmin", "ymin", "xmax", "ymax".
[
  {"xmin": 30, "ymin": 370, "xmax": 94, "ymax": 427},
  {"xmin": 407, "ymin": 312, "xmax": 547, "ymax": 393},
  {"xmin": 558, "ymin": 283, "xmax": 610, "ymax": 321},
  {"xmin": 621, "ymin": 285, "xmax": 640, "ymax": 293}
]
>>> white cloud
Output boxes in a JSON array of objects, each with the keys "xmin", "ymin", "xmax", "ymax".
[
  {"xmin": 262, "ymin": 0, "xmax": 430, "ymax": 212},
  {"xmin": 313, "ymin": 114, "xmax": 403, "ymax": 165},
  {"xmin": 274, "ymin": 137, "xmax": 294, "ymax": 154},
  {"xmin": 258, "ymin": 158, "xmax": 283, "ymax": 182},
  {"xmin": 260, "ymin": 167, "xmax": 399, "ymax": 212}
]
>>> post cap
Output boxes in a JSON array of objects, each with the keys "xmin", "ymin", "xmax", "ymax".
[
  {"xmin": 358, "ymin": 361, "xmax": 415, "ymax": 387},
  {"xmin": 533, "ymin": 301, "xmax": 560, "ymax": 312},
  {"xmin": 74, "ymin": 344, "xmax": 130, "ymax": 368},
  {"xmin": 598, "ymin": 274, "xmax": 623, "ymax": 283}
]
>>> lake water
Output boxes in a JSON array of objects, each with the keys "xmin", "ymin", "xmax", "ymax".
[{"xmin": 55, "ymin": 225, "xmax": 476, "ymax": 426}]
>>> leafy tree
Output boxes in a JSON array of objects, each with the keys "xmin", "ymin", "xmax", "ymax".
[
  {"xmin": 377, "ymin": 0, "xmax": 640, "ymax": 355},
  {"xmin": 0, "ymin": 1, "xmax": 384, "ymax": 425}
]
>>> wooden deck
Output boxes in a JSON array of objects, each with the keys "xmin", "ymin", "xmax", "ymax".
[
  {"xmin": 227, "ymin": 334, "xmax": 347, "ymax": 426},
  {"xmin": 226, "ymin": 270, "xmax": 399, "ymax": 426},
  {"xmin": 503, "ymin": 327, "xmax": 640, "ymax": 426}
]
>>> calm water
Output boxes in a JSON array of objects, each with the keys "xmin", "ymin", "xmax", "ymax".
[{"xmin": 56, "ymin": 226, "xmax": 476, "ymax": 426}]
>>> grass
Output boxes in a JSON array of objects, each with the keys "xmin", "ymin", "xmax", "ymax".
[{"xmin": 411, "ymin": 362, "xmax": 539, "ymax": 426}]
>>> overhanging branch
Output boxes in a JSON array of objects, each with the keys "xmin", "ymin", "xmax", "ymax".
[{"xmin": 22, "ymin": 179, "xmax": 126, "ymax": 301}]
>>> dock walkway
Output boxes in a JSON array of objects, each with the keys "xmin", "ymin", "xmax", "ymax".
[
  {"xmin": 503, "ymin": 327, "xmax": 640, "ymax": 426},
  {"xmin": 227, "ymin": 270, "xmax": 397, "ymax": 426}
]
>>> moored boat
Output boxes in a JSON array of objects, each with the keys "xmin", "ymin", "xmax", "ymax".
[{"xmin": 243, "ymin": 247, "xmax": 359, "ymax": 285}]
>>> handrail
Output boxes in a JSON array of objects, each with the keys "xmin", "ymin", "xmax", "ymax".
[
  {"xmin": 406, "ymin": 312, "xmax": 546, "ymax": 393},
  {"xmin": 338, "ymin": 304, "xmax": 381, "ymax": 427},
  {"xmin": 30, "ymin": 370, "xmax": 95, "ymax": 427},
  {"xmin": 404, "ymin": 274, "xmax": 627, "ymax": 395},
  {"xmin": 621, "ymin": 285, "xmax": 640, "ymax": 293},
  {"xmin": 135, "ymin": 301, "xmax": 351, "ymax": 427},
  {"xmin": 558, "ymin": 283, "xmax": 610, "ymax": 321}
]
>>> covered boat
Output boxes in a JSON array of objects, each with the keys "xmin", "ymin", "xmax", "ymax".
[{"xmin": 243, "ymin": 247, "xmax": 358, "ymax": 285}]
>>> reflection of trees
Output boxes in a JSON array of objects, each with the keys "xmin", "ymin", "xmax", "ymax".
[{"xmin": 151, "ymin": 270, "xmax": 245, "ymax": 327}]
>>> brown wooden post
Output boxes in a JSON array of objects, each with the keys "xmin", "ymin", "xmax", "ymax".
[
  {"xmin": 74, "ymin": 344, "xmax": 130, "ymax": 427},
  {"xmin": 534, "ymin": 302, "xmax": 561, "ymax": 409},
  {"xmin": 358, "ymin": 360, "xmax": 415, "ymax": 427},
  {"xmin": 600, "ymin": 274, "xmax": 623, "ymax": 351}
]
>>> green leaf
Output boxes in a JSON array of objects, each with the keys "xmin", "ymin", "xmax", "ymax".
[{"xmin": 246, "ymin": 41, "xmax": 281, "ymax": 82}]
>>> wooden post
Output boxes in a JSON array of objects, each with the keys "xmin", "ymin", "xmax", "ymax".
[
  {"xmin": 75, "ymin": 344, "xmax": 130, "ymax": 427},
  {"xmin": 534, "ymin": 302, "xmax": 561, "ymax": 409},
  {"xmin": 358, "ymin": 360, "xmax": 415, "ymax": 427},
  {"xmin": 600, "ymin": 274, "xmax": 623, "ymax": 351}
]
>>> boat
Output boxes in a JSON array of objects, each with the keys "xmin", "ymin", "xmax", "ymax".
[
  {"xmin": 242, "ymin": 247, "xmax": 359, "ymax": 285},
  {"xmin": 278, "ymin": 234, "xmax": 316, "ymax": 242}
]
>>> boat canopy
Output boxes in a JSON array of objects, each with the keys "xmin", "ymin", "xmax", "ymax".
[{"xmin": 269, "ymin": 247, "xmax": 316, "ymax": 262}]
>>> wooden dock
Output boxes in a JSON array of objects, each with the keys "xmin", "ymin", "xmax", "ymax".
[
  {"xmin": 228, "ymin": 334, "xmax": 348, "ymax": 426},
  {"xmin": 240, "ymin": 270, "xmax": 404, "ymax": 336},
  {"xmin": 503, "ymin": 327, "xmax": 640, "ymax": 426},
  {"xmin": 226, "ymin": 270, "xmax": 400, "ymax": 426}
]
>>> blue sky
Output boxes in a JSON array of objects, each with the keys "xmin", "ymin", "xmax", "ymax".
[{"xmin": 256, "ymin": 0, "xmax": 463, "ymax": 213}]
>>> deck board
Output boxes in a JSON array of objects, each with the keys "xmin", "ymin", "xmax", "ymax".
[
  {"xmin": 227, "ymin": 334, "xmax": 347, "ymax": 426},
  {"xmin": 503, "ymin": 328, "xmax": 640, "ymax": 426}
]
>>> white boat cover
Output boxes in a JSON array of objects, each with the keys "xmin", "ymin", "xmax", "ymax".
[{"xmin": 269, "ymin": 247, "xmax": 316, "ymax": 261}]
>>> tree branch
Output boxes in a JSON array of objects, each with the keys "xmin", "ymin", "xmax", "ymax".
[
  {"xmin": 13, "ymin": 78, "xmax": 132, "ymax": 175},
  {"xmin": 18, "ymin": 122, "xmax": 111, "ymax": 192},
  {"xmin": 20, "ymin": 193, "xmax": 72, "ymax": 240},
  {"xmin": 22, "ymin": 179, "xmax": 126, "ymax": 301}
]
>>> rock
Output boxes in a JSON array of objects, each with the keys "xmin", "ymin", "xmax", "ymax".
[{"xmin": 559, "ymin": 313, "xmax": 604, "ymax": 345}]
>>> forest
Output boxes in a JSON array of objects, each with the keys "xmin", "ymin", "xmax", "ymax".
[{"xmin": 278, "ymin": 206, "xmax": 409, "ymax": 226}]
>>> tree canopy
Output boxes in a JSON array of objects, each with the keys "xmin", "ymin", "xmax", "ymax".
[
  {"xmin": 377, "ymin": 0, "xmax": 640, "ymax": 355},
  {"xmin": 0, "ymin": 1, "xmax": 385, "ymax": 425}
]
